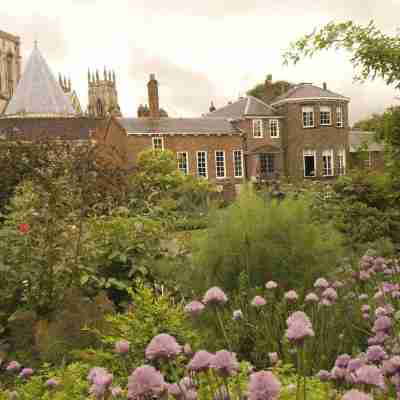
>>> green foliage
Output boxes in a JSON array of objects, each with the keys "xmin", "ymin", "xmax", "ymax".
[
  {"xmin": 128, "ymin": 149, "xmax": 214, "ymax": 218},
  {"xmin": 192, "ymin": 187, "xmax": 344, "ymax": 293},
  {"xmin": 353, "ymin": 112, "xmax": 383, "ymax": 131},
  {"xmin": 284, "ymin": 20, "xmax": 400, "ymax": 88},
  {"xmin": 247, "ymin": 76, "xmax": 293, "ymax": 100}
]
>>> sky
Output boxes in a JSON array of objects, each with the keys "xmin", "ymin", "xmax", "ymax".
[{"xmin": 1, "ymin": 0, "xmax": 400, "ymax": 123}]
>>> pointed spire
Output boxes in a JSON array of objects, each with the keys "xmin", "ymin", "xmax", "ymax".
[
  {"xmin": 96, "ymin": 69, "xmax": 99, "ymax": 82},
  {"xmin": 108, "ymin": 70, "xmax": 112, "ymax": 81},
  {"xmin": 112, "ymin": 70, "xmax": 116, "ymax": 83},
  {"xmin": 103, "ymin": 66, "xmax": 107, "ymax": 81},
  {"xmin": 88, "ymin": 69, "xmax": 91, "ymax": 83}
]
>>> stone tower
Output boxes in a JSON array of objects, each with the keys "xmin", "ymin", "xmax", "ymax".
[
  {"xmin": 0, "ymin": 30, "xmax": 22, "ymax": 114},
  {"xmin": 88, "ymin": 67, "xmax": 122, "ymax": 117}
]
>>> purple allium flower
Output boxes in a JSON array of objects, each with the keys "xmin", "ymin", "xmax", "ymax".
[
  {"xmin": 335, "ymin": 354, "xmax": 351, "ymax": 368},
  {"xmin": 184, "ymin": 301, "xmax": 205, "ymax": 317},
  {"xmin": 347, "ymin": 358, "xmax": 366, "ymax": 372},
  {"xmin": 368, "ymin": 332, "xmax": 389, "ymax": 346},
  {"xmin": 342, "ymin": 389, "xmax": 372, "ymax": 400},
  {"xmin": 210, "ymin": 350, "xmax": 239, "ymax": 377},
  {"xmin": 322, "ymin": 287, "xmax": 338, "ymax": 301},
  {"xmin": 88, "ymin": 367, "xmax": 109, "ymax": 383},
  {"xmin": 305, "ymin": 293, "xmax": 319, "ymax": 303},
  {"xmin": 251, "ymin": 296, "xmax": 266, "ymax": 307},
  {"xmin": 361, "ymin": 304, "xmax": 370, "ymax": 313},
  {"xmin": 168, "ymin": 383, "xmax": 182, "ymax": 398},
  {"xmin": 45, "ymin": 378, "xmax": 59, "ymax": 389},
  {"xmin": 317, "ymin": 370, "xmax": 332, "ymax": 381},
  {"xmin": 145, "ymin": 333, "xmax": 182, "ymax": 360},
  {"xmin": 203, "ymin": 287, "xmax": 228, "ymax": 305},
  {"xmin": 286, "ymin": 311, "xmax": 314, "ymax": 344},
  {"xmin": 232, "ymin": 309, "xmax": 243, "ymax": 320},
  {"xmin": 115, "ymin": 339, "xmax": 130, "ymax": 354},
  {"xmin": 355, "ymin": 365, "xmax": 385, "ymax": 388},
  {"xmin": 269, "ymin": 352, "xmax": 279, "ymax": 365},
  {"xmin": 19, "ymin": 368, "xmax": 33, "ymax": 379},
  {"xmin": 127, "ymin": 365, "xmax": 166, "ymax": 399},
  {"xmin": 248, "ymin": 371, "xmax": 281, "ymax": 400},
  {"xmin": 314, "ymin": 278, "xmax": 329, "ymax": 289},
  {"xmin": 367, "ymin": 345, "xmax": 387, "ymax": 362},
  {"xmin": 372, "ymin": 316, "xmax": 392, "ymax": 333},
  {"xmin": 284, "ymin": 290, "xmax": 298, "ymax": 302},
  {"xmin": 111, "ymin": 387, "xmax": 123, "ymax": 397},
  {"xmin": 265, "ymin": 281, "xmax": 278, "ymax": 289},
  {"xmin": 6, "ymin": 361, "xmax": 21, "ymax": 373},
  {"xmin": 187, "ymin": 350, "xmax": 214, "ymax": 372}
]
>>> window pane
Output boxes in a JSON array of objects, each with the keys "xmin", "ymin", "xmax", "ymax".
[
  {"xmin": 270, "ymin": 119, "xmax": 279, "ymax": 137},
  {"xmin": 177, "ymin": 152, "xmax": 188, "ymax": 174},
  {"xmin": 197, "ymin": 151, "xmax": 207, "ymax": 177},
  {"xmin": 233, "ymin": 150, "xmax": 243, "ymax": 177},
  {"xmin": 215, "ymin": 151, "xmax": 225, "ymax": 178}
]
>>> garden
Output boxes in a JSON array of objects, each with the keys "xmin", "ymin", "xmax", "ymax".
[{"xmin": 1, "ymin": 19, "xmax": 400, "ymax": 400}]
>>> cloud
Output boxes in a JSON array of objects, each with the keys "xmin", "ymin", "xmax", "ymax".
[{"xmin": 128, "ymin": 47, "xmax": 222, "ymax": 116}]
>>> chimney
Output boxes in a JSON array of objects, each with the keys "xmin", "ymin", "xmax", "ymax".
[
  {"xmin": 147, "ymin": 73, "xmax": 160, "ymax": 119},
  {"xmin": 323, "ymin": 82, "xmax": 327, "ymax": 90},
  {"xmin": 264, "ymin": 74, "xmax": 274, "ymax": 103}
]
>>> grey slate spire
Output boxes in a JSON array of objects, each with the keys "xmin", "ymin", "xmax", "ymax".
[{"xmin": 4, "ymin": 44, "xmax": 75, "ymax": 117}]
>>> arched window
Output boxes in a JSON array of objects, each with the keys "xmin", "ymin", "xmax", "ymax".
[
  {"xmin": 6, "ymin": 53, "xmax": 13, "ymax": 96},
  {"xmin": 96, "ymin": 99, "xmax": 104, "ymax": 116}
]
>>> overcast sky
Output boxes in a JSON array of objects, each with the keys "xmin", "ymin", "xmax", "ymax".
[{"xmin": 1, "ymin": 0, "xmax": 399, "ymax": 123}]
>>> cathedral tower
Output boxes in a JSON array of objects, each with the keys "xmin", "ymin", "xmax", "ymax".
[
  {"xmin": 0, "ymin": 30, "xmax": 21, "ymax": 114},
  {"xmin": 88, "ymin": 67, "xmax": 122, "ymax": 117}
]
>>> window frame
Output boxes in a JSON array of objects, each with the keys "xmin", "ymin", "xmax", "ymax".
[
  {"xmin": 259, "ymin": 153, "xmax": 275, "ymax": 176},
  {"xmin": 320, "ymin": 106, "xmax": 332, "ymax": 126},
  {"xmin": 269, "ymin": 119, "xmax": 280, "ymax": 138},
  {"xmin": 303, "ymin": 149, "xmax": 317, "ymax": 177},
  {"xmin": 336, "ymin": 105, "xmax": 344, "ymax": 128},
  {"xmin": 364, "ymin": 151, "xmax": 372, "ymax": 169},
  {"xmin": 215, "ymin": 150, "xmax": 226, "ymax": 179},
  {"xmin": 322, "ymin": 149, "xmax": 334, "ymax": 177},
  {"xmin": 196, "ymin": 151, "xmax": 208, "ymax": 178},
  {"xmin": 338, "ymin": 149, "xmax": 346, "ymax": 175},
  {"xmin": 252, "ymin": 119, "xmax": 264, "ymax": 138},
  {"xmin": 233, "ymin": 149, "xmax": 244, "ymax": 178},
  {"xmin": 302, "ymin": 106, "xmax": 315, "ymax": 129},
  {"xmin": 152, "ymin": 136, "xmax": 164, "ymax": 150},
  {"xmin": 177, "ymin": 151, "xmax": 189, "ymax": 175}
]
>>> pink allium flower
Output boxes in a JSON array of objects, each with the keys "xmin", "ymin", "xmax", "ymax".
[
  {"xmin": 248, "ymin": 371, "xmax": 281, "ymax": 400},
  {"xmin": 19, "ymin": 368, "xmax": 33, "ymax": 379},
  {"xmin": 269, "ymin": 352, "xmax": 279, "ymax": 365},
  {"xmin": 6, "ymin": 361, "xmax": 21, "ymax": 373},
  {"xmin": 355, "ymin": 365, "xmax": 385, "ymax": 388},
  {"xmin": 359, "ymin": 271, "xmax": 370, "ymax": 281},
  {"xmin": 362, "ymin": 313, "xmax": 370, "ymax": 320},
  {"xmin": 251, "ymin": 296, "xmax": 266, "ymax": 307},
  {"xmin": 145, "ymin": 333, "xmax": 182, "ymax": 360},
  {"xmin": 342, "ymin": 389, "xmax": 372, "ymax": 400},
  {"xmin": 361, "ymin": 305, "xmax": 370, "ymax": 313},
  {"xmin": 372, "ymin": 316, "xmax": 392, "ymax": 333},
  {"xmin": 317, "ymin": 370, "xmax": 332, "ymax": 381},
  {"xmin": 314, "ymin": 278, "xmax": 329, "ymax": 289},
  {"xmin": 210, "ymin": 350, "xmax": 239, "ymax": 377},
  {"xmin": 115, "ymin": 339, "xmax": 130, "ymax": 354},
  {"xmin": 284, "ymin": 290, "xmax": 298, "ymax": 302},
  {"xmin": 367, "ymin": 345, "xmax": 387, "ymax": 362},
  {"xmin": 347, "ymin": 358, "xmax": 366, "ymax": 372},
  {"xmin": 286, "ymin": 311, "xmax": 314, "ymax": 344},
  {"xmin": 232, "ymin": 309, "xmax": 243, "ymax": 320},
  {"xmin": 202, "ymin": 287, "xmax": 228, "ymax": 305},
  {"xmin": 331, "ymin": 367, "xmax": 346, "ymax": 380},
  {"xmin": 335, "ymin": 354, "xmax": 351, "ymax": 368},
  {"xmin": 45, "ymin": 378, "xmax": 60, "ymax": 389},
  {"xmin": 111, "ymin": 387, "xmax": 123, "ymax": 397},
  {"xmin": 88, "ymin": 367, "xmax": 108, "ymax": 383},
  {"xmin": 322, "ymin": 287, "xmax": 338, "ymax": 301},
  {"xmin": 187, "ymin": 350, "xmax": 214, "ymax": 372},
  {"xmin": 184, "ymin": 301, "xmax": 205, "ymax": 317},
  {"xmin": 305, "ymin": 293, "xmax": 319, "ymax": 303},
  {"xmin": 127, "ymin": 365, "xmax": 166, "ymax": 399},
  {"xmin": 368, "ymin": 332, "xmax": 389, "ymax": 346},
  {"xmin": 265, "ymin": 281, "xmax": 278, "ymax": 289}
]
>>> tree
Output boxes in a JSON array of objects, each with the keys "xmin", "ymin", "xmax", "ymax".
[
  {"xmin": 353, "ymin": 112, "xmax": 383, "ymax": 131},
  {"xmin": 247, "ymin": 75, "xmax": 293, "ymax": 101},
  {"xmin": 283, "ymin": 20, "xmax": 400, "ymax": 88}
]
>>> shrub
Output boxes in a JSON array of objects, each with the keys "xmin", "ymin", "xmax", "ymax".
[{"xmin": 192, "ymin": 187, "xmax": 344, "ymax": 293}]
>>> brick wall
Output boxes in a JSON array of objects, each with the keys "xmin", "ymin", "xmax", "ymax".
[
  {"xmin": 278, "ymin": 101, "xmax": 350, "ymax": 178},
  {"xmin": 126, "ymin": 133, "xmax": 245, "ymax": 183}
]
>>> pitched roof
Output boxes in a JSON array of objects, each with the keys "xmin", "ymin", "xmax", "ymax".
[
  {"xmin": 119, "ymin": 117, "xmax": 240, "ymax": 135},
  {"xmin": 4, "ymin": 45, "xmax": 75, "ymax": 117},
  {"xmin": 271, "ymin": 83, "xmax": 349, "ymax": 105},
  {"xmin": 0, "ymin": 117, "xmax": 100, "ymax": 140},
  {"xmin": 206, "ymin": 96, "xmax": 278, "ymax": 118},
  {"xmin": 349, "ymin": 131, "xmax": 384, "ymax": 153}
]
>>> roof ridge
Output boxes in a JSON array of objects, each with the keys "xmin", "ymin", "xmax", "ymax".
[
  {"xmin": 247, "ymin": 95, "xmax": 277, "ymax": 111},
  {"xmin": 205, "ymin": 97, "xmax": 247, "ymax": 116}
]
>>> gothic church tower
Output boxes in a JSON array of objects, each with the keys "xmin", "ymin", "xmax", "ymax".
[
  {"xmin": 0, "ymin": 30, "xmax": 21, "ymax": 114},
  {"xmin": 88, "ymin": 67, "xmax": 122, "ymax": 117}
]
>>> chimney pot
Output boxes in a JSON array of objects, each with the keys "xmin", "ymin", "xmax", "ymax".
[
  {"xmin": 148, "ymin": 73, "xmax": 160, "ymax": 119},
  {"xmin": 323, "ymin": 82, "xmax": 327, "ymax": 90}
]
